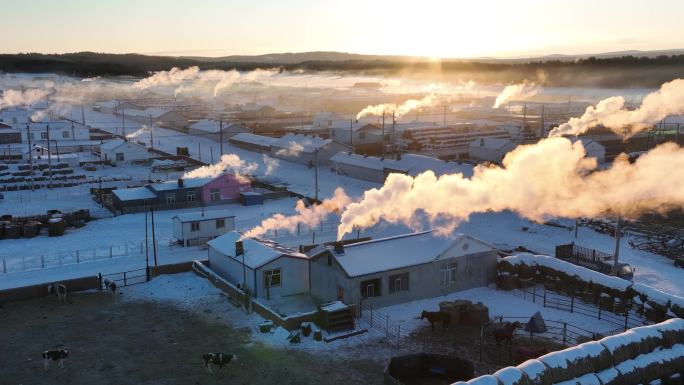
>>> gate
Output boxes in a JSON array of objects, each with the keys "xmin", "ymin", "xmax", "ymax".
[{"xmin": 99, "ymin": 267, "xmax": 149, "ymax": 288}]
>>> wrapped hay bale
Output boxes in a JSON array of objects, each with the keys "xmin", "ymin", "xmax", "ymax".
[
  {"xmin": 612, "ymin": 344, "xmax": 684, "ymax": 385},
  {"xmin": 499, "ymin": 273, "xmax": 518, "ymax": 291},
  {"xmin": 518, "ymin": 263, "xmax": 536, "ymax": 280},
  {"xmin": 537, "ymin": 341, "xmax": 610, "ymax": 383},
  {"xmin": 493, "ymin": 366, "xmax": 531, "ymax": 385},
  {"xmin": 517, "ymin": 359, "xmax": 553, "ymax": 385},
  {"xmin": 596, "ymin": 367, "xmax": 621, "ymax": 385},
  {"xmin": 439, "ymin": 301, "xmax": 461, "ymax": 324},
  {"xmin": 499, "ymin": 259, "xmax": 518, "ymax": 275},
  {"xmin": 464, "ymin": 374, "xmax": 500, "ymax": 385},
  {"xmin": 466, "ymin": 302, "xmax": 490, "ymax": 326}
]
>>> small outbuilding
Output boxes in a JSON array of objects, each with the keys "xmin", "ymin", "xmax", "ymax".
[
  {"xmin": 100, "ymin": 138, "xmax": 149, "ymax": 164},
  {"xmin": 172, "ymin": 209, "xmax": 235, "ymax": 246},
  {"xmin": 228, "ymin": 133, "xmax": 277, "ymax": 153},
  {"xmin": 270, "ymin": 133, "xmax": 348, "ymax": 166},
  {"xmin": 188, "ymin": 119, "xmax": 250, "ymax": 141},
  {"xmin": 468, "ymin": 137, "xmax": 518, "ymax": 164}
]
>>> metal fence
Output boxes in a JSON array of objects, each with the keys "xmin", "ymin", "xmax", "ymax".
[
  {"xmin": 511, "ymin": 285, "xmax": 647, "ymax": 331},
  {"xmin": 359, "ymin": 303, "xmax": 405, "ymax": 347},
  {"xmin": 99, "ymin": 267, "xmax": 148, "ymax": 288}
]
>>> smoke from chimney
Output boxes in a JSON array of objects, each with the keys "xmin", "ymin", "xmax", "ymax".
[
  {"xmin": 182, "ymin": 154, "xmax": 257, "ymax": 183},
  {"xmin": 549, "ymin": 78, "xmax": 684, "ymax": 138},
  {"xmin": 337, "ymin": 137, "xmax": 684, "ymax": 239},
  {"xmin": 492, "ymin": 81, "xmax": 540, "ymax": 109}
]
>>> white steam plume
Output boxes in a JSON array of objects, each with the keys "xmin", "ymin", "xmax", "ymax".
[
  {"xmin": 356, "ymin": 93, "xmax": 441, "ymax": 120},
  {"xmin": 126, "ymin": 125, "xmax": 150, "ymax": 140},
  {"xmin": 262, "ymin": 154, "xmax": 279, "ymax": 176},
  {"xmin": 493, "ymin": 81, "xmax": 539, "ymax": 108},
  {"xmin": 549, "ymin": 78, "xmax": 684, "ymax": 138},
  {"xmin": 243, "ymin": 188, "xmax": 351, "ymax": 239},
  {"xmin": 275, "ymin": 141, "xmax": 304, "ymax": 157},
  {"xmin": 133, "ymin": 67, "xmax": 201, "ymax": 89},
  {"xmin": 337, "ymin": 137, "xmax": 684, "ymax": 239},
  {"xmin": 0, "ymin": 89, "xmax": 50, "ymax": 109},
  {"xmin": 183, "ymin": 154, "xmax": 257, "ymax": 183}
]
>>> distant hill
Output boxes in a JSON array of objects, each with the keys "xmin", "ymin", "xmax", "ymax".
[{"xmin": 0, "ymin": 50, "xmax": 683, "ymax": 88}]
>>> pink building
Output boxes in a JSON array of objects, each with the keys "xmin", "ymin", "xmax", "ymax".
[{"xmin": 200, "ymin": 173, "xmax": 252, "ymax": 205}]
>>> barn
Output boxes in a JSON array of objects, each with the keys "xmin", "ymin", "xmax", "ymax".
[
  {"xmin": 228, "ymin": 133, "xmax": 277, "ymax": 153},
  {"xmin": 207, "ymin": 231, "xmax": 310, "ymax": 300},
  {"xmin": 309, "ymin": 230, "xmax": 498, "ymax": 308},
  {"xmin": 172, "ymin": 209, "xmax": 235, "ymax": 246},
  {"xmin": 468, "ymin": 137, "xmax": 518, "ymax": 164},
  {"xmin": 100, "ymin": 138, "xmax": 149, "ymax": 164}
]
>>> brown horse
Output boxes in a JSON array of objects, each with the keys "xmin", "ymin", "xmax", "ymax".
[
  {"xmin": 493, "ymin": 321, "xmax": 522, "ymax": 346},
  {"xmin": 421, "ymin": 310, "xmax": 451, "ymax": 332}
]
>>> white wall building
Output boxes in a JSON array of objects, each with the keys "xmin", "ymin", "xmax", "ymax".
[
  {"xmin": 270, "ymin": 133, "xmax": 349, "ymax": 166},
  {"xmin": 172, "ymin": 209, "xmax": 236, "ymax": 246},
  {"xmin": 207, "ymin": 231, "xmax": 310, "ymax": 300},
  {"xmin": 100, "ymin": 138, "xmax": 149, "ymax": 164},
  {"xmin": 468, "ymin": 137, "xmax": 518, "ymax": 164}
]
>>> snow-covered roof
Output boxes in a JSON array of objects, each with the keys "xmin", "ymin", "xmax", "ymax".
[
  {"xmin": 468, "ymin": 137, "xmax": 516, "ymax": 150},
  {"xmin": 230, "ymin": 133, "xmax": 277, "ymax": 148},
  {"xmin": 330, "ymin": 152, "xmax": 387, "ymax": 170},
  {"xmin": 330, "ymin": 152, "xmax": 473, "ymax": 178},
  {"xmin": 188, "ymin": 119, "xmax": 246, "ymax": 134},
  {"xmin": 112, "ymin": 186, "xmax": 156, "ymax": 201},
  {"xmin": 172, "ymin": 209, "xmax": 235, "ymax": 223},
  {"xmin": 150, "ymin": 177, "xmax": 209, "ymax": 191},
  {"xmin": 272, "ymin": 133, "xmax": 330, "ymax": 153},
  {"xmin": 331, "ymin": 230, "xmax": 495, "ymax": 277},
  {"xmin": 100, "ymin": 138, "xmax": 147, "ymax": 153},
  {"xmin": 208, "ymin": 231, "xmax": 306, "ymax": 269}
]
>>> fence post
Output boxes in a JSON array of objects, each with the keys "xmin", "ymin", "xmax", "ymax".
[
  {"xmin": 397, "ymin": 325, "xmax": 401, "ymax": 348},
  {"xmin": 41, "ymin": 255, "xmax": 44, "ymax": 269},
  {"xmin": 570, "ymin": 294, "xmax": 574, "ymax": 313},
  {"xmin": 386, "ymin": 315, "xmax": 390, "ymax": 337},
  {"xmin": 110, "ymin": 246, "xmax": 113, "ymax": 258},
  {"xmin": 598, "ymin": 304, "xmax": 602, "ymax": 320},
  {"xmin": 2, "ymin": 258, "xmax": 6, "ymax": 273},
  {"xmin": 543, "ymin": 286, "xmax": 547, "ymax": 307},
  {"xmin": 562, "ymin": 323, "xmax": 567, "ymax": 346},
  {"xmin": 76, "ymin": 250, "xmax": 80, "ymax": 263},
  {"xmin": 124, "ymin": 272, "xmax": 127, "ymax": 286},
  {"xmin": 533, "ymin": 286, "xmax": 536, "ymax": 303}
]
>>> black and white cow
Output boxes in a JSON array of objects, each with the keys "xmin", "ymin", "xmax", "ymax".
[
  {"xmin": 102, "ymin": 278, "xmax": 117, "ymax": 294},
  {"xmin": 47, "ymin": 284, "xmax": 67, "ymax": 304},
  {"xmin": 202, "ymin": 352, "xmax": 237, "ymax": 372},
  {"xmin": 42, "ymin": 349, "xmax": 69, "ymax": 372}
]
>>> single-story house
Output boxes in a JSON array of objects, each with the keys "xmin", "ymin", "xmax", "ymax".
[
  {"xmin": 468, "ymin": 137, "xmax": 518, "ymax": 164},
  {"xmin": 207, "ymin": 231, "xmax": 310, "ymax": 300},
  {"xmin": 309, "ymin": 230, "xmax": 498, "ymax": 308},
  {"xmin": 229, "ymin": 133, "xmax": 277, "ymax": 153},
  {"xmin": 172, "ymin": 209, "xmax": 235, "ymax": 246},
  {"xmin": 154, "ymin": 110, "xmax": 190, "ymax": 131},
  {"xmin": 100, "ymin": 138, "xmax": 149, "ymax": 164},
  {"xmin": 270, "ymin": 133, "xmax": 349, "ymax": 166},
  {"xmin": 111, "ymin": 186, "xmax": 158, "ymax": 212},
  {"xmin": 0, "ymin": 127, "xmax": 22, "ymax": 145},
  {"xmin": 188, "ymin": 119, "xmax": 251, "ymax": 141},
  {"xmin": 312, "ymin": 111, "xmax": 345, "ymax": 131},
  {"xmin": 200, "ymin": 173, "xmax": 252, "ymax": 205}
]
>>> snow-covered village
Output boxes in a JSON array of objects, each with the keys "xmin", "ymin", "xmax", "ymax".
[{"xmin": 2, "ymin": 2, "xmax": 684, "ymax": 384}]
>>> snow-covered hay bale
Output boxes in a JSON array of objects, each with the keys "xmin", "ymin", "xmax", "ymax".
[
  {"xmin": 596, "ymin": 367, "xmax": 621, "ymax": 385},
  {"xmin": 499, "ymin": 259, "xmax": 518, "ymax": 275},
  {"xmin": 650, "ymin": 318, "xmax": 684, "ymax": 347},
  {"xmin": 536, "ymin": 341, "xmax": 610, "ymax": 383},
  {"xmin": 498, "ymin": 273, "xmax": 518, "ymax": 291},
  {"xmin": 493, "ymin": 366, "xmax": 530, "ymax": 385},
  {"xmin": 462, "ymin": 374, "xmax": 500, "ymax": 385},
  {"xmin": 599, "ymin": 330, "xmax": 653, "ymax": 363},
  {"xmin": 517, "ymin": 359, "xmax": 552, "ymax": 385},
  {"xmin": 599, "ymin": 294, "xmax": 615, "ymax": 311},
  {"xmin": 554, "ymin": 373, "xmax": 602, "ymax": 385},
  {"xmin": 466, "ymin": 302, "xmax": 490, "ymax": 326},
  {"xmin": 612, "ymin": 344, "xmax": 684, "ymax": 385}
]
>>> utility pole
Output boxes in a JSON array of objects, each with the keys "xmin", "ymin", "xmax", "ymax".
[
  {"xmin": 523, "ymin": 103, "xmax": 527, "ymax": 136},
  {"xmin": 121, "ymin": 106, "xmax": 126, "ymax": 137},
  {"xmin": 151, "ymin": 206, "xmax": 158, "ymax": 267},
  {"xmin": 392, "ymin": 112, "xmax": 396, "ymax": 154},
  {"xmin": 46, "ymin": 124, "xmax": 52, "ymax": 188},
  {"xmin": 314, "ymin": 148, "xmax": 319, "ymax": 202},
  {"xmin": 149, "ymin": 115, "xmax": 154, "ymax": 151},
  {"xmin": 81, "ymin": 104, "xmax": 86, "ymax": 126},
  {"xmin": 26, "ymin": 124, "xmax": 34, "ymax": 191},
  {"xmin": 145, "ymin": 204, "xmax": 150, "ymax": 281},
  {"xmin": 54, "ymin": 140, "xmax": 60, "ymax": 162},
  {"xmin": 219, "ymin": 119, "xmax": 223, "ymax": 156},
  {"xmin": 540, "ymin": 104, "xmax": 545, "ymax": 138},
  {"xmin": 613, "ymin": 216, "xmax": 621, "ymax": 276},
  {"xmin": 349, "ymin": 119, "xmax": 353, "ymax": 147},
  {"xmin": 381, "ymin": 111, "xmax": 385, "ymax": 158},
  {"xmin": 443, "ymin": 104, "xmax": 447, "ymax": 128},
  {"xmin": 71, "ymin": 122, "xmax": 75, "ymax": 142}
]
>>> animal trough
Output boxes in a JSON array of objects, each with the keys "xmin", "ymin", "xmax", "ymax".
[
  {"xmin": 48, "ymin": 217, "xmax": 66, "ymax": 237},
  {"xmin": 385, "ymin": 353, "xmax": 474, "ymax": 385}
]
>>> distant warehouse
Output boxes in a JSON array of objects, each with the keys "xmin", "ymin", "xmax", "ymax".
[{"xmin": 228, "ymin": 133, "xmax": 277, "ymax": 153}]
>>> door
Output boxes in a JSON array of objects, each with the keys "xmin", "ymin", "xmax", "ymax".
[{"xmin": 337, "ymin": 285, "xmax": 344, "ymax": 302}]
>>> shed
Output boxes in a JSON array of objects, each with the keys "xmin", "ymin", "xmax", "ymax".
[
  {"xmin": 572, "ymin": 138, "xmax": 606, "ymax": 164},
  {"xmin": 270, "ymin": 133, "xmax": 348, "ymax": 166},
  {"xmin": 240, "ymin": 191, "xmax": 263, "ymax": 206},
  {"xmin": 207, "ymin": 231, "xmax": 310, "ymax": 300},
  {"xmin": 172, "ymin": 209, "xmax": 235, "ymax": 246},
  {"xmin": 468, "ymin": 137, "xmax": 518, "ymax": 164},
  {"xmin": 309, "ymin": 230, "xmax": 498, "ymax": 308},
  {"xmin": 111, "ymin": 186, "xmax": 157, "ymax": 212},
  {"xmin": 100, "ymin": 138, "xmax": 149, "ymax": 164}
]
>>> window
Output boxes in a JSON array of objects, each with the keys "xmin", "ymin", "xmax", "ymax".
[
  {"xmin": 264, "ymin": 269, "xmax": 281, "ymax": 287},
  {"xmin": 190, "ymin": 221, "xmax": 200, "ymax": 232},
  {"xmin": 441, "ymin": 263, "xmax": 458, "ymax": 285},
  {"xmin": 41, "ymin": 132, "xmax": 49, "ymax": 140},
  {"xmin": 360, "ymin": 278, "xmax": 381, "ymax": 299},
  {"xmin": 210, "ymin": 189, "xmax": 220, "ymax": 201},
  {"xmin": 115, "ymin": 152, "xmax": 124, "ymax": 161},
  {"xmin": 359, "ymin": 132, "xmax": 366, "ymax": 140},
  {"xmin": 186, "ymin": 191, "xmax": 196, "ymax": 202},
  {"xmin": 165, "ymin": 193, "xmax": 176, "ymax": 204},
  {"xmin": 62, "ymin": 130, "xmax": 70, "ymax": 138},
  {"xmin": 216, "ymin": 218, "xmax": 225, "ymax": 229},
  {"xmin": 389, "ymin": 272, "xmax": 409, "ymax": 293}
]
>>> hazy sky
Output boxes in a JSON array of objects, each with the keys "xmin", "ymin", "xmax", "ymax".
[{"xmin": 2, "ymin": 0, "xmax": 683, "ymax": 58}]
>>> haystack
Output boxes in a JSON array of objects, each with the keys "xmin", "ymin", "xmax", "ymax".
[
  {"xmin": 493, "ymin": 366, "xmax": 530, "ymax": 385},
  {"xmin": 612, "ymin": 344, "xmax": 684, "ymax": 385},
  {"xmin": 517, "ymin": 359, "xmax": 553, "ymax": 385},
  {"xmin": 451, "ymin": 374, "xmax": 499, "ymax": 385},
  {"xmin": 650, "ymin": 318, "xmax": 684, "ymax": 347},
  {"xmin": 536, "ymin": 341, "xmax": 610, "ymax": 383},
  {"xmin": 554, "ymin": 373, "xmax": 602, "ymax": 385},
  {"xmin": 598, "ymin": 330, "xmax": 655, "ymax": 363}
]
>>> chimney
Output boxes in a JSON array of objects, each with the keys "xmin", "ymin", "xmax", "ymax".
[
  {"xmin": 235, "ymin": 240, "xmax": 244, "ymax": 256},
  {"xmin": 334, "ymin": 241, "xmax": 344, "ymax": 254},
  {"xmin": 177, "ymin": 178, "xmax": 184, "ymax": 188}
]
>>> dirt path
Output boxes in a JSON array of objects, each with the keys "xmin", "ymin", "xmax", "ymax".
[{"xmin": 0, "ymin": 292, "xmax": 383, "ymax": 385}]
